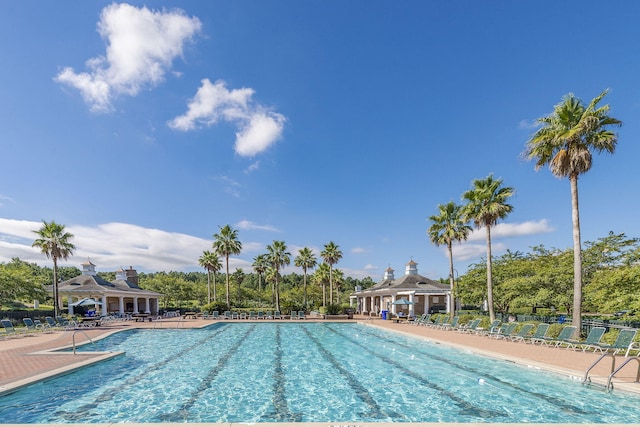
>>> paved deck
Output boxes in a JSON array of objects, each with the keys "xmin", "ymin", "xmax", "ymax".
[{"xmin": 1, "ymin": 316, "xmax": 639, "ymax": 426}]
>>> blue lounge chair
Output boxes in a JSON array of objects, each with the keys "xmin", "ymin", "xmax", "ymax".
[
  {"xmin": 591, "ymin": 329, "xmax": 637, "ymax": 355},
  {"xmin": 510, "ymin": 324, "xmax": 535, "ymax": 342},
  {"xmin": 524, "ymin": 323, "xmax": 550, "ymax": 344},
  {"xmin": 1, "ymin": 319, "xmax": 27, "ymax": 338},
  {"xmin": 290, "ymin": 311, "xmax": 298, "ymax": 320},
  {"xmin": 564, "ymin": 327, "xmax": 606, "ymax": 351},
  {"xmin": 442, "ymin": 316, "xmax": 459, "ymax": 330},
  {"xmin": 490, "ymin": 322, "xmax": 518, "ymax": 340},
  {"xmin": 547, "ymin": 325, "xmax": 578, "ymax": 347},
  {"xmin": 274, "ymin": 311, "xmax": 282, "ymax": 319},
  {"xmin": 248, "ymin": 311, "xmax": 257, "ymax": 319},
  {"xmin": 458, "ymin": 318, "xmax": 482, "ymax": 333},
  {"xmin": 298, "ymin": 311, "xmax": 306, "ymax": 320},
  {"xmin": 211, "ymin": 311, "xmax": 219, "ymax": 319}
]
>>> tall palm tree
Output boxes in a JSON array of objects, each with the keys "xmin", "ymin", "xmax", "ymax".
[
  {"xmin": 331, "ymin": 268, "xmax": 344, "ymax": 305},
  {"xmin": 199, "ymin": 250, "xmax": 221, "ymax": 305},
  {"xmin": 294, "ymin": 247, "xmax": 317, "ymax": 309},
  {"xmin": 462, "ymin": 175, "xmax": 514, "ymax": 323},
  {"xmin": 212, "ymin": 224, "xmax": 242, "ymax": 309},
  {"xmin": 428, "ymin": 201, "xmax": 472, "ymax": 322},
  {"xmin": 314, "ymin": 262, "xmax": 331, "ymax": 307},
  {"xmin": 320, "ymin": 241, "xmax": 342, "ymax": 306},
  {"xmin": 267, "ymin": 240, "xmax": 290, "ymax": 312},
  {"xmin": 525, "ymin": 89, "xmax": 621, "ymax": 332},
  {"xmin": 252, "ymin": 254, "xmax": 269, "ymax": 293},
  {"xmin": 32, "ymin": 220, "xmax": 75, "ymax": 317}
]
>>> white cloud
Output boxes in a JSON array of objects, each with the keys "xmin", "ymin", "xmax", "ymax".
[
  {"xmin": 0, "ymin": 218, "xmax": 223, "ymax": 272},
  {"xmin": 235, "ymin": 220, "xmax": 280, "ymax": 233},
  {"xmin": 351, "ymin": 247, "xmax": 367, "ymax": 254},
  {"xmin": 245, "ymin": 160, "xmax": 260, "ymax": 173},
  {"xmin": 169, "ymin": 79, "xmax": 286, "ymax": 157},
  {"xmin": 518, "ymin": 119, "xmax": 540, "ymax": 130},
  {"xmin": 0, "ymin": 194, "xmax": 14, "ymax": 208},
  {"xmin": 55, "ymin": 3, "xmax": 201, "ymax": 112},
  {"xmin": 467, "ymin": 219, "xmax": 554, "ymax": 242}
]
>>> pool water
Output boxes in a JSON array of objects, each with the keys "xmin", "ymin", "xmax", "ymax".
[{"xmin": 1, "ymin": 322, "xmax": 639, "ymax": 423}]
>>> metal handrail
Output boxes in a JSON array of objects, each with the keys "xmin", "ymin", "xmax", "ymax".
[
  {"xmin": 582, "ymin": 353, "xmax": 617, "ymax": 386},
  {"xmin": 606, "ymin": 356, "xmax": 640, "ymax": 392},
  {"xmin": 71, "ymin": 329, "xmax": 96, "ymax": 355}
]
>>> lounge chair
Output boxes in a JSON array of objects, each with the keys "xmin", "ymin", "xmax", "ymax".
[
  {"xmin": 211, "ymin": 311, "xmax": 219, "ymax": 319},
  {"xmin": 458, "ymin": 318, "xmax": 482, "ymax": 333},
  {"xmin": 33, "ymin": 319, "xmax": 51, "ymax": 332},
  {"xmin": 248, "ymin": 311, "xmax": 257, "ymax": 320},
  {"xmin": 298, "ymin": 311, "xmax": 306, "ymax": 320},
  {"xmin": 591, "ymin": 329, "xmax": 637, "ymax": 355},
  {"xmin": 547, "ymin": 325, "xmax": 578, "ymax": 347},
  {"xmin": 266, "ymin": 311, "xmax": 273, "ymax": 319},
  {"xmin": 510, "ymin": 324, "xmax": 535, "ymax": 342},
  {"xmin": 489, "ymin": 322, "xmax": 518, "ymax": 339},
  {"xmin": 417, "ymin": 313, "xmax": 432, "ymax": 326},
  {"xmin": 223, "ymin": 311, "xmax": 231, "ymax": 319},
  {"xmin": 257, "ymin": 311, "xmax": 265, "ymax": 319},
  {"xmin": 1, "ymin": 319, "xmax": 27, "ymax": 338},
  {"xmin": 441, "ymin": 316, "xmax": 459, "ymax": 330},
  {"xmin": 274, "ymin": 311, "xmax": 282, "ymax": 319},
  {"xmin": 429, "ymin": 315, "xmax": 446, "ymax": 328},
  {"xmin": 23, "ymin": 318, "xmax": 44, "ymax": 333},
  {"xmin": 45, "ymin": 316, "xmax": 59, "ymax": 329},
  {"xmin": 523, "ymin": 323, "xmax": 550, "ymax": 344},
  {"xmin": 231, "ymin": 312, "xmax": 239, "ymax": 320},
  {"xmin": 564, "ymin": 326, "xmax": 606, "ymax": 351},
  {"xmin": 410, "ymin": 313, "xmax": 427, "ymax": 325},
  {"xmin": 290, "ymin": 311, "xmax": 298, "ymax": 320},
  {"xmin": 479, "ymin": 319, "xmax": 502, "ymax": 335}
]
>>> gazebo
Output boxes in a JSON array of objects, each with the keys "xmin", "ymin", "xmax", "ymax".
[{"xmin": 57, "ymin": 259, "xmax": 162, "ymax": 316}]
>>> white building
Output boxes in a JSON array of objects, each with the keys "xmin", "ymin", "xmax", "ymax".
[
  {"xmin": 57, "ymin": 260, "xmax": 162, "ymax": 316},
  {"xmin": 351, "ymin": 259, "xmax": 451, "ymax": 317}
]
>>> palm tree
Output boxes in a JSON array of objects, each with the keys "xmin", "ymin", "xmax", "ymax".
[
  {"xmin": 198, "ymin": 250, "xmax": 221, "ymax": 305},
  {"xmin": 314, "ymin": 262, "xmax": 331, "ymax": 307},
  {"xmin": 428, "ymin": 201, "xmax": 472, "ymax": 322},
  {"xmin": 266, "ymin": 240, "xmax": 291, "ymax": 312},
  {"xmin": 294, "ymin": 247, "xmax": 317, "ymax": 309},
  {"xmin": 212, "ymin": 225, "xmax": 242, "ymax": 309},
  {"xmin": 320, "ymin": 241, "xmax": 342, "ymax": 306},
  {"xmin": 525, "ymin": 89, "xmax": 621, "ymax": 332},
  {"xmin": 252, "ymin": 254, "xmax": 269, "ymax": 293},
  {"xmin": 32, "ymin": 220, "xmax": 76, "ymax": 317},
  {"xmin": 462, "ymin": 175, "xmax": 514, "ymax": 323},
  {"xmin": 331, "ymin": 268, "xmax": 344, "ymax": 305}
]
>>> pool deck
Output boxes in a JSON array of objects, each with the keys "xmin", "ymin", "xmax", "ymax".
[{"xmin": 1, "ymin": 315, "xmax": 639, "ymax": 426}]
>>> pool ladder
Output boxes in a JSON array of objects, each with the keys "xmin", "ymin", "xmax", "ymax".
[
  {"xmin": 582, "ymin": 353, "xmax": 640, "ymax": 392},
  {"xmin": 71, "ymin": 329, "xmax": 96, "ymax": 354}
]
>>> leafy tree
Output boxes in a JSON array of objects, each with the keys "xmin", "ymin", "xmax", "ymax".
[
  {"xmin": 212, "ymin": 224, "xmax": 242, "ymax": 308},
  {"xmin": 199, "ymin": 250, "xmax": 221, "ymax": 305},
  {"xmin": 428, "ymin": 201, "xmax": 472, "ymax": 321},
  {"xmin": 0, "ymin": 259, "xmax": 46, "ymax": 306},
  {"xmin": 462, "ymin": 175, "xmax": 514, "ymax": 322},
  {"xmin": 32, "ymin": 220, "xmax": 75, "ymax": 317},
  {"xmin": 266, "ymin": 240, "xmax": 291, "ymax": 312},
  {"xmin": 294, "ymin": 247, "xmax": 317, "ymax": 309},
  {"xmin": 320, "ymin": 241, "xmax": 342, "ymax": 305},
  {"xmin": 525, "ymin": 89, "xmax": 622, "ymax": 332}
]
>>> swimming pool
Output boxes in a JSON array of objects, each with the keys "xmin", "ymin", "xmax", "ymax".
[{"xmin": 1, "ymin": 322, "xmax": 639, "ymax": 423}]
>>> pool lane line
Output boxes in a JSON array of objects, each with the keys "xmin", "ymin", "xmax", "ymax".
[
  {"xmin": 53, "ymin": 324, "xmax": 233, "ymax": 422},
  {"xmin": 324, "ymin": 323, "xmax": 506, "ymax": 420},
  {"xmin": 159, "ymin": 323, "xmax": 258, "ymax": 422},
  {"xmin": 354, "ymin": 324, "xmax": 591, "ymax": 416},
  {"xmin": 260, "ymin": 323, "xmax": 303, "ymax": 422},
  {"xmin": 300, "ymin": 325, "xmax": 398, "ymax": 421}
]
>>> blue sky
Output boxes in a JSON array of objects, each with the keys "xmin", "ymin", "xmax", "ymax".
[{"xmin": 1, "ymin": 1, "xmax": 639, "ymax": 282}]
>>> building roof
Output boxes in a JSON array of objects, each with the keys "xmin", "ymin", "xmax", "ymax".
[
  {"xmin": 58, "ymin": 274, "xmax": 160, "ymax": 296},
  {"xmin": 355, "ymin": 259, "xmax": 450, "ymax": 295}
]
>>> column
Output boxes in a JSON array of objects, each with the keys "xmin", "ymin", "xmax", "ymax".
[
  {"xmin": 101, "ymin": 297, "xmax": 107, "ymax": 316},
  {"xmin": 445, "ymin": 291, "xmax": 451, "ymax": 314},
  {"xmin": 145, "ymin": 298, "xmax": 150, "ymax": 313},
  {"xmin": 68, "ymin": 296, "xmax": 74, "ymax": 315},
  {"xmin": 133, "ymin": 298, "xmax": 139, "ymax": 314},
  {"xmin": 119, "ymin": 296, "xmax": 124, "ymax": 314},
  {"xmin": 409, "ymin": 292, "xmax": 415, "ymax": 318}
]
